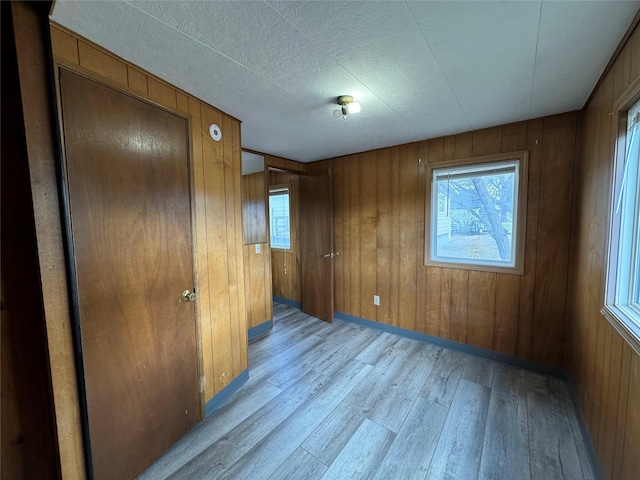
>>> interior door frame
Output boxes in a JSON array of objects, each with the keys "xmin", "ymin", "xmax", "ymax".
[{"xmin": 52, "ymin": 60, "xmax": 203, "ymax": 477}]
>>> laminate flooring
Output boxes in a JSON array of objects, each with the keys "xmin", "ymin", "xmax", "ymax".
[{"xmin": 139, "ymin": 303, "xmax": 597, "ymax": 480}]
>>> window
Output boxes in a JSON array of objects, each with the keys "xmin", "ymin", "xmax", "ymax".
[
  {"xmin": 425, "ymin": 151, "xmax": 528, "ymax": 274},
  {"xmin": 269, "ymin": 186, "xmax": 291, "ymax": 250},
  {"xmin": 603, "ymin": 98, "xmax": 640, "ymax": 350}
]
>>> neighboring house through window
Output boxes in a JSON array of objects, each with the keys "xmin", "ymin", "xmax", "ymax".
[{"xmin": 425, "ymin": 151, "xmax": 528, "ymax": 274}]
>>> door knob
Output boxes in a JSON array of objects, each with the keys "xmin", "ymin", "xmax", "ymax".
[
  {"xmin": 182, "ymin": 290, "xmax": 197, "ymax": 302},
  {"xmin": 322, "ymin": 253, "xmax": 336, "ymax": 259}
]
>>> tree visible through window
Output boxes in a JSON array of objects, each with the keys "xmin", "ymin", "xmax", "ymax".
[{"xmin": 425, "ymin": 152, "xmax": 528, "ymax": 273}]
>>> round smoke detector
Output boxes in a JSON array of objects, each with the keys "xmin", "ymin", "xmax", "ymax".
[{"xmin": 209, "ymin": 124, "xmax": 222, "ymax": 141}]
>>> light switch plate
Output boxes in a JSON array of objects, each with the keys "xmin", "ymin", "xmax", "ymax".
[{"xmin": 255, "ymin": 244, "xmax": 261, "ymax": 254}]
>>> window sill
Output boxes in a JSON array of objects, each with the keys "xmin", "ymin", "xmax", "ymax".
[
  {"xmin": 425, "ymin": 258, "xmax": 524, "ymax": 275},
  {"xmin": 601, "ymin": 305, "xmax": 640, "ymax": 357}
]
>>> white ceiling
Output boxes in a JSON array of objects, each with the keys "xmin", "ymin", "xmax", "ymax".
[{"xmin": 51, "ymin": 1, "xmax": 639, "ymax": 162}]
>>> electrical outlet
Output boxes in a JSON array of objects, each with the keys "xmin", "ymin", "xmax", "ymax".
[
  {"xmin": 255, "ymin": 244, "xmax": 261, "ymax": 254},
  {"xmin": 373, "ymin": 295, "xmax": 380, "ymax": 306}
]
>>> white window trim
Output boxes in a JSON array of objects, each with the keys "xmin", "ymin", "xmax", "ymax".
[
  {"xmin": 424, "ymin": 150, "xmax": 529, "ymax": 275},
  {"xmin": 269, "ymin": 184, "xmax": 292, "ymax": 251},
  {"xmin": 602, "ymin": 84, "xmax": 640, "ymax": 357}
]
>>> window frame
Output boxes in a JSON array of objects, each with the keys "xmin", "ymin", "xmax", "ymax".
[
  {"xmin": 602, "ymin": 86, "xmax": 640, "ymax": 356},
  {"xmin": 424, "ymin": 150, "xmax": 529, "ymax": 275},
  {"xmin": 268, "ymin": 184, "xmax": 292, "ymax": 252}
]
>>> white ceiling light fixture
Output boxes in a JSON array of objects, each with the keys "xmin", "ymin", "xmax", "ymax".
[{"xmin": 333, "ymin": 95, "xmax": 361, "ymax": 119}]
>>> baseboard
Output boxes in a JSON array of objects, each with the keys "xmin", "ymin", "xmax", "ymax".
[
  {"xmin": 273, "ymin": 296, "xmax": 301, "ymax": 309},
  {"xmin": 204, "ymin": 369, "xmax": 249, "ymax": 417},
  {"xmin": 565, "ymin": 376, "xmax": 605, "ymax": 480},
  {"xmin": 334, "ymin": 311, "xmax": 568, "ymax": 379},
  {"xmin": 334, "ymin": 310, "xmax": 602, "ymax": 478},
  {"xmin": 248, "ymin": 320, "xmax": 272, "ymax": 339}
]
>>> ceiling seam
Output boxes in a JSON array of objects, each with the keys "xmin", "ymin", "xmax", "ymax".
[
  {"xmin": 121, "ymin": 0, "xmax": 313, "ymax": 106},
  {"xmin": 262, "ymin": 0, "xmax": 415, "ymax": 127},
  {"xmin": 527, "ymin": 1, "xmax": 544, "ymax": 119},
  {"xmin": 403, "ymin": 0, "xmax": 474, "ymax": 133}
]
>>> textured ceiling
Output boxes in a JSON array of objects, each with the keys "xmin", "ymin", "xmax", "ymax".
[{"xmin": 51, "ymin": 1, "xmax": 639, "ymax": 162}]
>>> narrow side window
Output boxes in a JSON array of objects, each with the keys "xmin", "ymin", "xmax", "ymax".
[{"xmin": 269, "ymin": 186, "xmax": 291, "ymax": 250}]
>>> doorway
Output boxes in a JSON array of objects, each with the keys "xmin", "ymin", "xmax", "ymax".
[{"xmin": 268, "ymin": 161, "xmax": 335, "ymax": 322}]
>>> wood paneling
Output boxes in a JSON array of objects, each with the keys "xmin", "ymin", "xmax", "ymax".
[
  {"xmin": 244, "ymin": 243, "xmax": 273, "ymax": 329},
  {"xmin": 242, "ymin": 171, "xmax": 267, "ymax": 244},
  {"xmin": 2, "ymin": 4, "xmax": 61, "ymax": 477},
  {"xmin": 265, "ymin": 153, "xmax": 305, "ymax": 174},
  {"xmin": 242, "ymin": 170, "xmax": 272, "ymax": 330},
  {"xmin": 9, "ymin": 9, "xmax": 85, "ymax": 478},
  {"xmin": 46, "ymin": 23, "xmax": 248, "ymax": 476},
  {"xmin": 332, "ymin": 112, "xmax": 578, "ymax": 367},
  {"xmin": 565, "ymin": 20, "xmax": 640, "ymax": 480},
  {"xmin": 269, "ymin": 169, "xmax": 302, "ymax": 303}
]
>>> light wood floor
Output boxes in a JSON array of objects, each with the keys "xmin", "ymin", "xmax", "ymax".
[{"xmin": 140, "ymin": 303, "xmax": 597, "ymax": 480}]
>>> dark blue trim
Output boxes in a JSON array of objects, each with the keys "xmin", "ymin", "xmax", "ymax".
[
  {"xmin": 248, "ymin": 320, "xmax": 272, "ymax": 339},
  {"xmin": 334, "ymin": 311, "xmax": 568, "ymax": 379},
  {"xmin": 334, "ymin": 310, "xmax": 603, "ymax": 477},
  {"xmin": 204, "ymin": 369, "xmax": 249, "ymax": 417},
  {"xmin": 565, "ymin": 377, "xmax": 604, "ymax": 479},
  {"xmin": 273, "ymin": 296, "xmax": 301, "ymax": 309}
]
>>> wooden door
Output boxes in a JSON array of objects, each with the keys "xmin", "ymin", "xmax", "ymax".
[
  {"xmin": 300, "ymin": 161, "xmax": 334, "ymax": 322},
  {"xmin": 59, "ymin": 70, "xmax": 199, "ymax": 480}
]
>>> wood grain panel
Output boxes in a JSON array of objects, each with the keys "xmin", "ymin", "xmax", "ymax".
[
  {"xmin": 15, "ymin": 13, "xmax": 87, "ymax": 479},
  {"xmin": 189, "ymin": 98, "xmax": 215, "ymax": 402},
  {"xmin": 126, "ymin": 66, "xmax": 147, "ymax": 96},
  {"xmin": 450, "ymin": 269, "xmax": 469, "ymax": 344},
  {"xmin": 398, "ymin": 144, "xmax": 418, "ymax": 331},
  {"xmin": 332, "ymin": 113, "xmax": 577, "ymax": 366},
  {"xmin": 176, "ymin": 92, "xmax": 189, "ymax": 114},
  {"xmin": 265, "ymin": 154, "xmax": 305, "ymax": 173},
  {"xmin": 494, "ymin": 274, "xmax": 520, "ymax": 355},
  {"xmin": 533, "ymin": 113, "xmax": 576, "ymax": 366},
  {"xmin": 467, "ymin": 271, "xmax": 496, "ymax": 350},
  {"xmin": 242, "ymin": 171, "xmax": 267, "ymax": 244},
  {"xmin": 359, "ymin": 152, "xmax": 377, "ymax": 321},
  {"xmin": 375, "ymin": 150, "xmax": 392, "ymax": 325},
  {"xmin": 389, "ymin": 147, "xmax": 401, "ymax": 327},
  {"xmin": 565, "ymin": 19, "xmax": 640, "ymax": 480},
  {"xmin": 333, "ymin": 159, "xmax": 346, "ymax": 313},
  {"xmin": 148, "ymin": 77, "xmax": 177, "ymax": 109},
  {"xmin": 50, "ymin": 25, "xmax": 78, "ymax": 64},
  {"xmin": 416, "ymin": 142, "xmax": 429, "ymax": 334},
  {"xmin": 518, "ymin": 118, "xmax": 542, "ymax": 359},
  {"xmin": 77, "ymin": 41, "xmax": 127, "ymax": 86},
  {"xmin": 3, "ymin": 7, "xmax": 62, "ymax": 477},
  {"xmin": 349, "ymin": 154, "xmax": 362, "ymax": 316}
]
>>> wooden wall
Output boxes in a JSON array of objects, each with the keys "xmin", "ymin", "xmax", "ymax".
[
  {"xmin": 332, "ymin": 112, "xmax": 578, "ymax": 368},
  {"xmin": 48, "ymin": 24, "xmax": 248, "ymax": 477},
  {"xmin": 242, "ymin": 171, "xmax": 272, "ymax": 329},
  {"xmin": 244, "ymin": 243, "xmax": 273, "ymax": 329},
  {"xmin": 565, "ymin": 19, "xmax": 640, "ymax": 480},
  {"xmin": 242, "ymin": 171, "xmax": 267, "ymax": 244},
  {"xmin": 269, "ymin": 169, "xmax": 302, "ymax": 303},
  {"xmin": 2, "ymin": 4, "xmax": 61, "ymax": 477}
]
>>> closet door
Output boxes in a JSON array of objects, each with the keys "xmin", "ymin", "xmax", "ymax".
[{"xmin": 60, "ymin": 69, "xmax": 199, "ymax": 480}]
